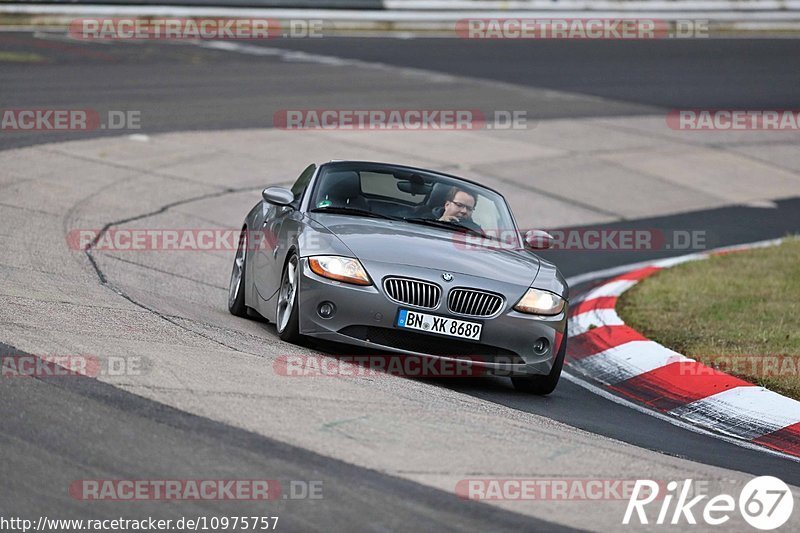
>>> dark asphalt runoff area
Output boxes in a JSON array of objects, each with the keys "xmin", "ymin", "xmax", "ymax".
[
  {"xmin": 2, "ymin": 30, "xmax": 800, "ymax": 527},
  {"xmin": 2, "ymin": 33, "xmax": 800, "ymax": 149},
  {"xmin": 263, "ymin": 37, "xmax": 800, "ymax": 110}
]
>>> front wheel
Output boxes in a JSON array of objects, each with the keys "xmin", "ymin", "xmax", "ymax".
[
  {"xmin": 276, "ymin": 254, "xmax": 302, "ymax": 343},
  {"xmin": 228, "ymin": 228, "xmax": 248, "ymax": 317},
  {"xmin": 511, "ymin": 326, "xmax": 567, "ymax": 395}
]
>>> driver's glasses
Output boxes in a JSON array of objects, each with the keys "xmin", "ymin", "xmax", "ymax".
[{"xmin": 451, "ymin": 201, "xmax": 475, "ymax": 212}]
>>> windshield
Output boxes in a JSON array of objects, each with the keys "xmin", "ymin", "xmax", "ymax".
[{"xmin": 308, "ymin": 163, "xmax": 518, "ymax": 237}]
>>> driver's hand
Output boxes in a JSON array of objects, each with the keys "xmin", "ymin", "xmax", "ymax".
[{"xmin": 440, "ymin": 215, "xmax": 461, "ymax": 223}]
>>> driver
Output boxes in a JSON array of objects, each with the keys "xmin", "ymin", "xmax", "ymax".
[{"xmin": 437, "ymin": 187, "xmax": 482, "ymax": 232}]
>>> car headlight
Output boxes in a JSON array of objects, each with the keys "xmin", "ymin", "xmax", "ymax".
[
  {"xmin": 308, "ymin": 256, "xmax": 372, "ymax": 286},
  {"xmin": 514, "ymin": 288, "xmax": 565, "ymax": 315}
]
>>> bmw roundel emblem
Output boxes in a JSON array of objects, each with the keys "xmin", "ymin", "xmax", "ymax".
[{"xmin": 442, "ymin": 272, "xmax": 454, "ymax": 282}]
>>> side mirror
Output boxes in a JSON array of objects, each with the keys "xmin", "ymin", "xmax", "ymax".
[
  {"xmin": 525, "ymin": 230, "xmax": 553, "ymax": 250},
  {"xmin": 262, "ymin": 187, "xmax": 294, "ymax": 206}
]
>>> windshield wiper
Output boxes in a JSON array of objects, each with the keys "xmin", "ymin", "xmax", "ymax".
[
  {"xmin": 309, "ymin": 206, "xmax": 397, "ymax": 220},
  {"xmin": 402, "ymin": 217, "xmax": 487, "ymax": 238}
]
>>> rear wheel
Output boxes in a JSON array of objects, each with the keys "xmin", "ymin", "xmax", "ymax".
[
  {"xmin": 511, "ymin": 327, "xmax": 567, "ymax": 395},
  {"xmin": 276, "ymin": 254, "xmax": 302, "ymax": 343},
  {"xmin": 228, "ymin": 228, "xmax": 248, "ymax": 317}
]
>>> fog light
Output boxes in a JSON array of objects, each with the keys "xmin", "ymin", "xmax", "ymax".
[
  {"xmin": 532, "ymin": 337, "xmax": 550, "ymax": 355},
  {"xmin": 318, "ymin": 302, "xmax": 336, "ymax": 319}
]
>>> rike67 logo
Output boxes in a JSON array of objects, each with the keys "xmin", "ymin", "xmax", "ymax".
[{"xmin": 624, "ymin": 477, "xmax": 794, "ymax": 530}]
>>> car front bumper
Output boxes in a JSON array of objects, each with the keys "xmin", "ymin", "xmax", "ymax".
[{"xmin": 296, "ymin": 258, "xmax": 567, "ymax": 377}]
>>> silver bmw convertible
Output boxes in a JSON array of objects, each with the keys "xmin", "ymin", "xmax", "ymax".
[{"xmin": 228, "ymin": 161, "xmax": 568, "ymax": 394}]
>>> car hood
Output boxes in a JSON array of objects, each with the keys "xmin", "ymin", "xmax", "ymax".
[{"xmin": 308, "ymin": 214, "xmax": 540, "ymax": 285}]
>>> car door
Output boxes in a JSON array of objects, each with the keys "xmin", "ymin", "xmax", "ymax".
[{"xmin": 252, "ymin": 164, "xmax": 316, "ymax": 302}]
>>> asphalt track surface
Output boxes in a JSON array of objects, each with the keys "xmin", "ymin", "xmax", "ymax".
[
  {"xmin": 256, "ymin": 38, "xmax": 800, "ymax": 110},
  {"xmin": 0, "ymin": 340, "xmax": 567, "ymax": 530},
  {"xmin": 2, "ymin": 32, "xmax": 800, "ymax": 528},
  {"xmin": 3, "ymin": 35, "xmax": 800, "ymax": 149}
]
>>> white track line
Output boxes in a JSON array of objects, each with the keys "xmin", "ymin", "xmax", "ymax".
[
  {"xmin": 569, "ymin": 340, "xmax": 691, "ymax": 385},
  {"xmin": 568, "ymin": 308, "xmax": 624, "ymax": 336},
  {"xmin": 672, "ymin": 387, "xmax": 800, "ymax": 440}
]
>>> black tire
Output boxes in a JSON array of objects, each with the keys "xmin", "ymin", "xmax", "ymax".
[
  {"xmin": 228, "ymin": 228, "xmax": 248, "ymax": 318},
  {"xmin": 511, "ymin": 326, "xmax": 567, "ymax": 395},
  {"xmin": 276, "ymin": 254, "xmax": 302, "ymax": 343}
]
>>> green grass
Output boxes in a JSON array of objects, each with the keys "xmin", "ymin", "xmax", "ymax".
[{"xmin": 617, "ymin": 237, "xmax": 800, "ymax": 400}]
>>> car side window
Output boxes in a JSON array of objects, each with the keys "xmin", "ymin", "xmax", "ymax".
[{"xmin": 290, "ymin": 164, "xmax": 316, "ymax": 203}]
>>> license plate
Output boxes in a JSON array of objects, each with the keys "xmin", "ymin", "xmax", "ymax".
[{"xmin": 396, "ymin": 309, "xmax": 482, "ymax": 341}]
